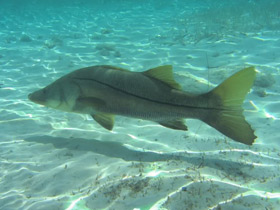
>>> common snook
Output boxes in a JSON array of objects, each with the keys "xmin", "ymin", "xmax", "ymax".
[{"xmin": 28, "ymin": 65, "xmax": 257, "ymax": 145}]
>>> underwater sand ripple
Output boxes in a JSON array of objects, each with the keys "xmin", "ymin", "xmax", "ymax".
[{"xmin": 1, "ymin": 1, "xmax": 280, "ymax": 209}]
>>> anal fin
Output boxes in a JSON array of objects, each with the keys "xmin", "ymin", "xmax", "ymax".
[{"xmin": 158, "ymin": 119, "xmax": 188, "ymax": 131}]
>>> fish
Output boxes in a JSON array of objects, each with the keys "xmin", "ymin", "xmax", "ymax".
[{"xmin": 28, "ymin": 65, "xmax": 257, "ymax": 145}]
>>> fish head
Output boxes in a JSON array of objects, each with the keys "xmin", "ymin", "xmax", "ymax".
[
  {"xmin": 28, "ymin": 82, "xmax": 62, "ymax": 109},
  {"xmin": 28, "ymin": 76, "xmax": 81, "ymax": 112}
]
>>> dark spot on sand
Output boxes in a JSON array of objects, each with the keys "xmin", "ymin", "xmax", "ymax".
[
  {"xmin": 254, "ymin": 73, "xmax": 275, "ymax": 88},
  {"xmin": 20, "ymin": 34, "xmax": 32, "ymax": 42}
]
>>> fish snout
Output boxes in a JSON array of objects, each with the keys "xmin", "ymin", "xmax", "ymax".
[
  {"xmin": 28, "ymin": 93, "xmax": 33, "ymax": 101},
  {"xmin": 28, "ymin": 90, "xmax": 46, "ymax": 105}
]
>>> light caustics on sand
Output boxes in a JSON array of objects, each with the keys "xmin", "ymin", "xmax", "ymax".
[
  {"xmin": 66, "ymin": 196, "xmax": 88, "ymax": 210},
  {"xmin": 150, "ymin": 177, "xmax": 280, "ymax": 210},
  {"xmin": 250, "ymin": 100, "xmax": 279, "ymax": 120},
  {"xmin": 63, "ymin": 161, "xmax": 280, "ymax": 210},
  {"xmin": 208, "ymin": 191, "xmax": 280, "ymax": 210}
]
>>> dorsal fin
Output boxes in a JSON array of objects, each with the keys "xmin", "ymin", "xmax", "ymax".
[{"xmin": 143, "ymin": 65, "xmax": 181, "ymax": 90}]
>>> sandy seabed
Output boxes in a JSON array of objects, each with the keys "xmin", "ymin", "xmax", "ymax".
[{"xmin": 0, "ymin": 1, "xmax": 280, "ymax": 210}]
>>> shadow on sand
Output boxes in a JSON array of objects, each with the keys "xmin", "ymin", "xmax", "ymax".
[{"xmin": 25, "ymin": 135, "xmax": 257, "ymax": 178}]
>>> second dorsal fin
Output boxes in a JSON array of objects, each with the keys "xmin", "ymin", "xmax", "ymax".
[{"xmin": 143, "ymin": 65, "xmax": 181, "ymax": 90}]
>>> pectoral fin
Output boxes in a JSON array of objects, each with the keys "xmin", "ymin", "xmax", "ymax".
[
  {"xmin": 158, "ymin": 119, "xmax": 188, "ymax": 131},
  {"xmin": 91, "ymin": 113, "xmax": 115, "ymax": 130},
  {"xmin": 76, "ymin": 97, "xmax": 115, "ymax": 130}
]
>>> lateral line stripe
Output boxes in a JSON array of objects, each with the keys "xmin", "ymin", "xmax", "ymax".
[{"xmin": 74, "ymin": 77, "xmax": 225, "ymax": 111}]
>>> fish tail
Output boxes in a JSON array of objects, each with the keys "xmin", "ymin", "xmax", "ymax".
[{"xmin": 202, "ymin": 67, "xmax": 257, "ymax": 145}]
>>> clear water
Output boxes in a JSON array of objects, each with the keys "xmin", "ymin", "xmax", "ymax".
[{"xmin": 0, "ymin": 0, "xmax": 280, "ymax": 209}]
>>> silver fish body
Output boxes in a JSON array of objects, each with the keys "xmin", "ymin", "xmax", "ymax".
[{"xmin": 29, "ymin": 65, "xmax": 257, "ymax": 145}]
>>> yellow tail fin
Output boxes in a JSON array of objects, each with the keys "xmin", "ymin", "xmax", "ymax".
[{"xmin": 203, "ymin": 67, "xmax": 257, "ymax": 145}]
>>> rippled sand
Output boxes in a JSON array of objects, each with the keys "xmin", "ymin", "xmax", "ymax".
[{"xmin": 0, "ymin": 1, "xmax": 280, "ymax": 209}]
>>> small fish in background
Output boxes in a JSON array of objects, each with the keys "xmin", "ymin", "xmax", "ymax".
[{"xmin": 28, "ymin": 65, "xmax": 257, "ymax": 145}]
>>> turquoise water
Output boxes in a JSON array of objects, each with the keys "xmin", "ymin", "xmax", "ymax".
[{"xmin": 1, "ymin": 0, "xmax": 280, "ymax": 209}]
